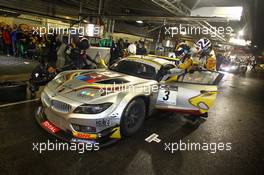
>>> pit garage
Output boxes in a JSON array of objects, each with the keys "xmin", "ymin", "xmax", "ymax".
[{"xmin": 0, "ymin": 0, "xmax": 264, "ymax": 175}]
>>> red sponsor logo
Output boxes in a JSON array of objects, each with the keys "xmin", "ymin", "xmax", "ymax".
[{"xmin": 41, "ymin": 121, "xmax": 60, "ymax": 133}]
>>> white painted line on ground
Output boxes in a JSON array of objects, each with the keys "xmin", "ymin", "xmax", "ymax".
[{"xmin": 0, "ymin": 98, "xmax": 40, "ymax": 108}]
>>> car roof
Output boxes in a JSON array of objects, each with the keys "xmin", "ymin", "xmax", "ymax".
[{"xmin": 127, "ymin": 55, "xmax": 176, "ymax": 68}]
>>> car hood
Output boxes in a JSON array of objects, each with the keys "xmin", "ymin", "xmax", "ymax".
[{"xmin": 47, "ymin": 69, "xmax": 151, "ymax": 103}]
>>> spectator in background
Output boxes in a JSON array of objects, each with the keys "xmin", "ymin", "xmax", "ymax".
[
  {"xmin": 216, "ymin": 53, "xmax": 224, "ymax": 71},
  {"xmin": 127, "ymin": 42, "xmax": 137, "ymax": 55},
  {"xmin": 10, "ymin": 24, "xmax": 17, "ymax": 57},
  {"xmin": 109, "ymin": 38, "xmax": 126, "ymax": 65},
  {"xmin": 65, "ymin": 35, "xmax": 78, "ymax": 65},
  {"xmin": 47, "ymin": 34, "xmax": 58, "ymax": 66},
  {"xmin": 117, "ymin": 38, "xmax": 125, "ymax": 52},
  {"xmin": 109, "ymin": 41, "xmax": 119, "ymax": 65},
  {"xmin": 119, "ymin": 39, "xmax": 125, "ymax": 53},
  {"xmin": 26, "ymin": 35, "xmax": 37, "ymax": 59},
  {"xmin": 24, "ymin": 31, "xmax": 32, "ymax": 56},
  {"xmin": 136, "ymin": 40, "xmax": 147, "ymax": 55},
  {"xmin": 2, "ymin": 25, "xmax": 12, "ymax": 56},
  {"xmin": 38, "ymin": 36, "xmax": 50, "ymax": 63},
  {"xmin": 56, "ymin": 35, "xmax": 67, "ymax": 68},
  {"xmin": 251, "ymin": 57, "xmax": 257, "ymax": 72},
  {"xmin": 16, "ymin": 26, "xmax": 23, "ymax": 58},
  {"xmin": 0, "ymin": 26, "xmax": 3, "ymax": 54},
  {"xmin": 124, "ymin": 39, "xmax": 129, "ymax": 48},
  {"xmin": 16, "ymin": 27, "xmax": 27, "ymax": 58}
]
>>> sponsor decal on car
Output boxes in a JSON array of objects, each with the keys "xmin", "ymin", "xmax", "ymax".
[
  {"xmin": 79, "ymin": 90, "xmax": 95, "ymax": 97},
  {"xmin": 75, "ymin": 73, "xmax": 108, "ymax": 83},
  {"xmin": 70, "ymin": 138, "xmax": 97, "ymax": 144},
  {"xmin": 72, "ymin": 131, "xmax": 97, "ymax": 139},
  {"xmin": 109, "ymin": 127, "xmax": 121, "ymax": 139},
  {"xmin": 41, "ymin": 120, "xmax": 60, "ymax": 133},
  {"xmin": 96, "ymin": 118, "xmax": 111, "ymax": 127}
]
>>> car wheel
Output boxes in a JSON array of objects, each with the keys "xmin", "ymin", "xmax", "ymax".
[{"xmin": 120, "ymin": 98, "xmax": 146, "ymax": 137}]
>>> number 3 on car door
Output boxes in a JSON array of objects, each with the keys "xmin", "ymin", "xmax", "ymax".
[
  {"xmin": 156, "ymin": 85, "xmax": 178, "ymax": 106},
  {"xmin": 163, "ymin": 90, "xmax": 170, "ymax": 101}
]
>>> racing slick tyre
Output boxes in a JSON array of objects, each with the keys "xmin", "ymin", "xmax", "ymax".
[
  {"xmin": 120, "ymin": 98, "xmax": 146, "ymax": 137},
  {"xmin": 0, "ymin": 81, "xmax": 27, "ymax": 102}
]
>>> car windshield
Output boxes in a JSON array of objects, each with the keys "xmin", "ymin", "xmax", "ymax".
[{"xmin": 109, "ymin": 60, "xmax": 157, "ymax": 80}]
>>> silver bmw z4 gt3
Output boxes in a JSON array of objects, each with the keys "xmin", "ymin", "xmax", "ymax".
[{"xmin": 35, "ymin": 55, "xmax": 223, "ymax": 146}]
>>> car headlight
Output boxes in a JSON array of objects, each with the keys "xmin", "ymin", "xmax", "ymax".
[
  {"xmin": 73, "ymin": 103, "xmax": 113, "ymax": 114},
  {"xmin": 71, "ymin": 124, "xmax": 96, "ymax": 133},
  {"xmin": 53, "ymin": 73, "xmax": 65, "ymax": 84}
]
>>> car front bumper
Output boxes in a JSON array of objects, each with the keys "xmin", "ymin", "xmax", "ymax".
[{"xmin": 35, "ymin": 105, "xmax": 121, "ymax": 147}]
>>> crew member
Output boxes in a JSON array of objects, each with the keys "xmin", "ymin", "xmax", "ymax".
[
  {"xmin": 127, "ymin": 42, "xmax": 137, "ymax": 55},
  {"xmin": 165, "ymin": 42, "xmax": 193, "ymax": 75},
  {"xmin": 193, "ymin": 38, "xmax": 217, "ymax": 71},
  {"xmin": 76, "ymin": 38, "xmax": 97, "ymax": 69},
  {"xmin": 176, "ymin": 42, "xmax": 193, "ymax": 71},
  {"xmin": 161, "ymin": 42, "xmax": 193, "ymax": 82}
]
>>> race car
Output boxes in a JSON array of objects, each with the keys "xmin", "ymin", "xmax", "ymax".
[{"xmin": 35, "ymin": 55, "xmax": 223, "ymax": 146}]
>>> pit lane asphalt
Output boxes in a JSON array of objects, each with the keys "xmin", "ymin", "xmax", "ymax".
[{"xmin": 0, "ymin": 72, "xmax": 264, "ymax": 175}]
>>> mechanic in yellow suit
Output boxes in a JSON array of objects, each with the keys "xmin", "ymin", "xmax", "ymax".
[
  {"xmin": 176, "ymin": 42, "xmax": 193, "ymax": 71},
  {"xmin": 163, "ymin": 42, "xmax": 193, "ymax": 82},
  {"xmin": 193, "ymin": 38, "xmax": 217, "ymax": 71}
]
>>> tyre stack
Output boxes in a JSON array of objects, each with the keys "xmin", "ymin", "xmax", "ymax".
[{"xmin": 0, "ymin": 81, "xmax": 27, "ymax": 102}]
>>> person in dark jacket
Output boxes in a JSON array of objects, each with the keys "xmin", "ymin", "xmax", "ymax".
[
  {"xmin": 136, "ymin": 40, "xmax": 147, "ymax": 55},
  {"xmin": 109, "ymin": 41, "xmax": 119, "ymax": 66},
  {"xmin": 47, "ymin": 34, "xmax": 58, "ymax": 65}
]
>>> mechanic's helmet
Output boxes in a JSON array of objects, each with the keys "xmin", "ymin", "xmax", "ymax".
[
  {"xmin": 175, "ymin": 42, "xmax": 191, "ymax": 61},
  {"xmin": 195, "ymin": 38, "xmax": 212, "ymax": 55},
  {"xmin": 77, "ymin": 38, "xmax": 90, "ymax": 50}
]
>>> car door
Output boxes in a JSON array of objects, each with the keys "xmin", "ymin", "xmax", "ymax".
[{"xmin": 154, "ymin": 70, "xmax": 224, "ymax": 115}]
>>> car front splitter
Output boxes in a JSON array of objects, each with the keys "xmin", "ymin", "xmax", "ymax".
[{"xmin": 35, "ymin": 106, "xmax": 120, "ymax": 148}]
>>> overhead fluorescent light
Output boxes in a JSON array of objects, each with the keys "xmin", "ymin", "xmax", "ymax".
[
  {"xmin": 136, "ymin": 20, "xmax": 143, "ymax": 24},
  {"xmin": 191, "ymin": 6, "xmax": 243, "ymax": 21}
]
